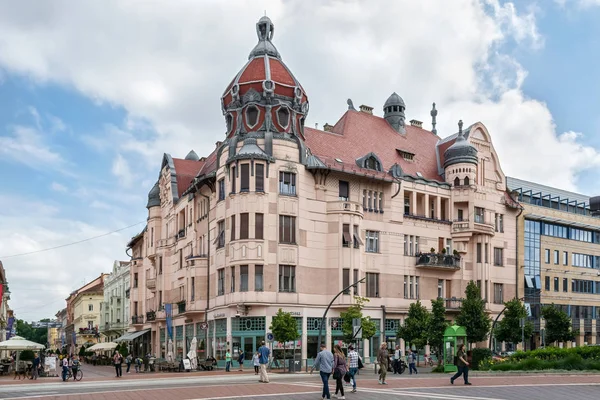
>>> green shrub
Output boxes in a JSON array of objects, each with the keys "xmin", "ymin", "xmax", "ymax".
[
  {"xmin": 471, "ymin": 348, "xmax": 492, "ymax": 370},
  {"xmin": 431, "ymin": 365, "xmax": 444, "ymax": 373},
  {"xmin": 20, "ymin": 350, "xmax": 35, "ymax": 361}
]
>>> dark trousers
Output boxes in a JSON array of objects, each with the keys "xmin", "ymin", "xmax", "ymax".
[
  {"xmin": 451, "ymin": 365, "xmax": 469, "ymax": 383},
  {"xmin": 349, "ymin": 367, "xmax": 358, "ymax": 389},
  {"xmin": 226, "ymin": 361, "xmax": 231, "ymax": 372},
  {"xmin": 115, "ymin": 363, "xmax": 122, "ymax": 377},
  {"xmin": 320, "ymin": 371, "xmax": 331, "ymax": 399},
  {"xmin": 62, "ymin": 366, "xmax": 68, "ymax": 381},
  {"xmin": 335, "ymin": 376, "xmax": 344, "ymax": 396},
  {"xmin": 126, "ymin": 362, "xmax": 131, "ymax": 373},
  {"xmin": 409, "ymin": 362, "xmax": 417, "ymax": 374},
  {"xmin": 254, "ymin": 365, "xmax": 259, "ymax": 374}
]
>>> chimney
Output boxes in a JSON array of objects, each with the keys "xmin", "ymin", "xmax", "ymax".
[
  {"xmin": 323, "ymin": 123, "xmax": 334, "ymax": 132},
  {"xmin": 199, "ymin": 157, "xmax": 206, "ymax": 162},
  {"xmin": 315, "ymin": 123, "xmax": 319, "ymax": 129},
  {"xmin": 215, "ymin": 141, "xmax": 223, "ymax": 149},
  {"xmin": 359, "ymin": 105, "xmax": 374, "ymax": 115},
  {"xmin": 410, "ymin": 119, "xmax": 423, "ymax": 128}
]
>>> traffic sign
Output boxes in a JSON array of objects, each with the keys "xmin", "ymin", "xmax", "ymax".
[
  {"xmin": 353, "ymin": 325, "xmax": 362, "ymax": 340},
  {"xmin": 267, "ymin": 332, "xmax": 274, "ymax": 341}
]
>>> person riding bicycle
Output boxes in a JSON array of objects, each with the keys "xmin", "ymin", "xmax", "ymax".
[{"xmin": 71, "ymin": 356, "xmax": 80, "ymax": 379}]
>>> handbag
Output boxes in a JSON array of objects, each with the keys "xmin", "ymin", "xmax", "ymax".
[
  {"xmin": 358, "ymin": 357, "xmax": 364, "ymax": 369},
  {"xmin": 343, "ymin": 371, "xmax": 351, "ymax": 383},
  {"xmin": 333, "ymin": 369, "xmax": 341, "ymax": 379}
]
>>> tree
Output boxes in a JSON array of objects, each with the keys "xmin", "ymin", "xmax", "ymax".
[
  {"xmin": 456, "ymin": 281, "xmax": 491, "ymax": 346},
  {"xmin": 428, "ymin": 298, "xmax": 447, "ymax": 364},
  {"xmin": 397, "ymin": 301, "xmax": 430, "ymax": 361},
  {"xmin": 270, "ymin": 309, "xmax": 300, "ymax": 372},
  {"xmin": 495, "ymin": 298, "xmax": 533, "ymax": 345},
  {"xmin": 15, "ymin": 319, "xmax": 47, "ymax": 345},
  {"xmin": 340, "ymin": 296, "xmax": 377, "ymax": 344},
  {"xmin": 542, "ymin": 304, "xmax": 575, "ymax": 345}
]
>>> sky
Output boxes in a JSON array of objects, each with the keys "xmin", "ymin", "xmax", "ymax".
[{"xmin": 1, "ymin": 0, "xmax": 600, "ymax": 322}]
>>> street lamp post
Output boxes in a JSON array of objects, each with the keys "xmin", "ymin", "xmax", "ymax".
[
  {"xmin": 488, "ymin": 297, "xmax": 525, "ymax": 351},
  {"xmin": 316, "ymin": 277, "xmax": 366, "ymax": 354}
]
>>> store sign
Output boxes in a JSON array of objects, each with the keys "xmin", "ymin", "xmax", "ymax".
[
  {"xmin": 213, "ymin": 313, "xmax": 226, "ymax": 319},
  {"xmin": 287, "ymin": 311, "xmax": 302, "ymax": 316}
]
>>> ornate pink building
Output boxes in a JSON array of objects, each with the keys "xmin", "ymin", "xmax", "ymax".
[{"xmin": 127, "ymin": 17, "xmax": 519, "ymax": 364}]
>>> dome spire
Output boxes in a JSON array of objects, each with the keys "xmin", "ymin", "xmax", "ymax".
[
  {"xmin": 248, "ymin": 16, "xmax": 281, "ymax": 60},
  {"xmin": 430, "ymin": 103, "xmax": 438, "ymax": 134}
]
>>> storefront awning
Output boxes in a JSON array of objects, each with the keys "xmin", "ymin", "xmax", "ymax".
[{"xmin": 115, "ymin": 329, "xmax": 150, "ymax": 342}]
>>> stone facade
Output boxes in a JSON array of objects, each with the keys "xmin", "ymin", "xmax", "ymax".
[
  {"xmin": 65, "ymin": 274, "xmax": 105, "ymax": 354},
  {"xmin": 127, "ymin": 17, "xmax": 519, "ymax": 365},
  {"xmin": 100, "ymin": 261, "xmax": 131, "ymax": 342}
]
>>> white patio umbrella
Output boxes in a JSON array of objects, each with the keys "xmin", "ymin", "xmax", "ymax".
[
  {"xmin": 87, "ymin": 342, "xmax": 118, "ymax": 352},
  {"xmin": 167, "ymin": 339, "xmax": 174, "ymax": 363},
  {"xmin": 0, "ymin": 336, "xmax": 45, "ymax": 350},
  {"xmin": 187, "ymin": 337, "xmax": 198, "ymax": 370}
]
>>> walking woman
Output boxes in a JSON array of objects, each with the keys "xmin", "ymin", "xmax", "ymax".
[
  {"xmin": 377, "ymin": 343, "xmax": 389, "ymax": 385},
  {"xmin": 450, "ymin": 344, "xmax": 471, "ymax": 385},
  {"xmin": 333, "ymin": 344, "xmax": 347, "ymax": 400},
  {"xmin": 252, "ymin": 352, "xmax": 260, "ymax": 375}
]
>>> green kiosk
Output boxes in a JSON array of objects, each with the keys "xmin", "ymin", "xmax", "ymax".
[{"xmin": 443, "ymin": 325, "xmax": 467, "ymax": 373}]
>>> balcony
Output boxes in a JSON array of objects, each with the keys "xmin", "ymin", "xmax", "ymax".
[
  {"xmin": 416, "ymin": 253, "xmax": 460, "ymax": 271},
  {"xmin": 326, "ymin": 200, "xmax": 363, "ymax": 218},
  {"xmin": 78, "ymin": 327, "xmax": 98, "ymax": 336},
  {"xmin": 146, "ymin": 311, "xmax": 156, "ymax": 322},
  {"xmin": 131, "ymin": 315, "xmax": 144, "ymax": 325},
  {"xmin": 146, "ymin": 278, "xmax": 156, "ymax": 290},
  {"xmin": 404, "ymin": 213, "xmax": 451, "ymax": 225},
  {"xmin": 444, "ymin": 297, "xmax": 464, "ymax": 311},
  {"xmin": 452, "ymin": 219, "xmax": 494, "ymax": 236},
  {"xmin": 157, "ymin": 237, "xmax": 176, "ymax": 248}
]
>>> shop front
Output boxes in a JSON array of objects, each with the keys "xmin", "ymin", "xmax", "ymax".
[
  {"xmin": 306, "ymin": 317, "xmax": 323, "ymax": 361},
  {"xmin": 214, "ymin": 318, "xmax": 227, "ymax": 364},
  {"xmin": 231, "ymin": 316, "xmax": 266, "ymax": 363},
  {"xmin": 369, "ymin": 318, "xmax": 381, "ymax": 362}
]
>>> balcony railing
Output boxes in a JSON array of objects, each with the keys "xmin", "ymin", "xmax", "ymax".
[
  {"xmin": 146, "ymin": 278, "xmax": 156, "ymax": 290},
  {"xmin": 132, "ymin": 315, "xmax": 144, "ymax": 325},
  {"xmin": 326, "ymin": 200, "xmax": 363, "ymax": 217},
  {"xmin": 146, "ymin": 311, "xmax": 156, "ymax": 322},
  {"xmin": 416, "ymin": 253, "xmax": 460, "ymax": 270},
  {"xmin": 444, "ymin": 298, "xmax": 464, "ymax": 310},
  {"xmin": 78, "ymin": 328, "xmax": 98, "ymax": 335},
  {"xmin": 404, "ymin": 213, "xmax": 451, "ymax": 225}
]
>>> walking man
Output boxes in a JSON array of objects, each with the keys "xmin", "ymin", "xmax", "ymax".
[
  {"xmin": 408, "ymin": 350, "xmax": 418, "ymax": 374},
  {"xmin": 310, "ymin": 343, "xmax": 334, "ymax": 400},
  {"xmin": 238, "ymin": 350, "xmax": 245, "ymax": 371},
  {"xmin": 61, "ymin": 356, "xmax": 69, "ymax": 382},
  {"xmin": 30, "ymin": 353, "xmax": 40, "ymax": 380},
  {"xmin": 113, "ymin": 351, "xmax": 123, "ymax": 378},
  {"xmin": 347, "ymin": 345, "xmax": 360, "ymax": 393},
  {"xmin": 377, "ymin": 343, "xmax": 389, "ymax": 385},
  {"xmin": 126, "ymin": 354, "xmax": 132, "ymax": 373},
  {"xmin": 258, "ymin": 341, "xmax": 270, "ymax": 383},
  {"xmin": 392, "ymin": 345, "xmax": 401, "ymax": 374},
  {"xmin": 450, "ymin": 344, "xmax": 471, "ymax": 385},
  {"xmin": 225, "ymin": 349, "xmax": 232, "ymax": 372}
]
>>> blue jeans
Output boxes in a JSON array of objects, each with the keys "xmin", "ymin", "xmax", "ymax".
[
  {"xmin": 62, "ymin": 366, "xmax": 68, "ymax": 381},
  {"xmin": 226, "ymin": 361, "xmax": 231, "ymax": 372},
  {"xmin": 451, "ymin": 365, "xmax": 469, "ymax": 383},
  {"xmin": 409, "ymin": 362, "xmax": 417, "ymax": 374},
  {"xmin": 349, "ymin": 367, "xmax": 358, "ymax": 389},
  {"xmin": 320, "ymin": 371, "xmax": 331, "ymax": 399}
]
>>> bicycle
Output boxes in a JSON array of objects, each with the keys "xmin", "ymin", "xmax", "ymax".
[{"xmin": 66, "ymin": 367, "xmax": 83, "ymax": 381}]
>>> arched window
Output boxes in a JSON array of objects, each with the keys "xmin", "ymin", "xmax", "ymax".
[
  {"xmin": 277, "ymin": 107, "xmax": 290, "ymax": 129},
  {"xmin": 246, "ymin": 105, "xmax": 259, "ymax": 128},
  {"xmin": 299, "ymin": 116, "xmax": 305, "ymax": 135},
  {"xmin": 365, "ymin": 156, "xmax": 379, "ymax": 171},
  {"xmin": 454, "ymin": 177, "xmax": 461, "ymax": 187},
  {"xmin": 226, "ymin": 113, "xmax": 233, "ymax": 134},
  {"xmin": 464, "ymin": 176, "xmax": 470, "ymax": 186}
]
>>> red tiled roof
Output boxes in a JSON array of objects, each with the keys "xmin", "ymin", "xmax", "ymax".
[
  {"xmin": 172, "ymin": 158, "xmax": 205, "ymax": 198},
  {"xmin": 304, "ymin": 110, "xmax": 444, "ymax": 182},
  {"xmin": 269, "ymin": 57, "xmax": 295, "ymax": 86},
  {"xmin": 239, "ymin": 57, "xmax": 265, "ymax": 83}
]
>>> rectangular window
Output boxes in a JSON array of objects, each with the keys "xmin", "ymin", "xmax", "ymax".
[
  {"xmin": 240, "ymin": 265, "xmax": 248, "ymax": 292},
  {"xmin": 410, "ymin": 276, "xmax": 414, "ymax": 299},
  {"xmin": 485, "ymin": 243, "xmax": 489, "ymax": 263},
  {"xmin": 240, "ymin": 213, "xmax": 249, "ymax": 240},
  {"xmin": 545, "ymin": 276, "xmax": 550, "ymax": 291},
  {"xmin": 563, "ymin": 251, "xmax": 568, "ymax": 266},
  {"xmin": 255, "ymin": 213, "xmax": 264, "ymax": 239},
  {"xmin": 404, "ymin": 235, "xmax": 409, "ymax": 255},
  {"xmin": 255, "ymin": 265, "xmax": 263, "ymax": 292},
  {"xmin": 554, "ymin": 250, "xmax": 559, "ymax": 265},
  {"xmin": 133, "ymin": 273, "xmax": 138, "ymax": 288},
  {"xmin": 353, "ymin": 269, "xmax": 359, "ymax": 295},
  {"xmin": 158, "ymin": 256, "xmax": 163, "ymax": 275},
  {"xmin": 474, "ymin": 207, "xmax": 485, "ymax": 223},
  {"xmin": 494, "ymin": 248, "xmax": 504, "ymax": 266},
  {"xmin": 404, "ymin": 275, "xmax": 408, "ymax": 299},
  {"xmin": 217, "ymin": 220, "xmax": 225, "ymax": 248},
  {"xmin": 493, "ymin": 283, "xmax": 504, "ymax": 304},
  {"xmin": 342, "ymin": 224, "xmax": 351, "ymax": 247},
  {"xmin": 191, "ymin": 277, "xmax": 195, "ymax": 301},
  {"xmin": 545, "ymin": 249, "xmax": 550, "ymax": 264},
  {"xmin": 415, "ymin": 276, "xmax": 419, "ymax": 299},
  {"xmin": 279, "ymin": 265, "xmax": 296, "ymax": 293},
  {"xmin": 231, "ymin": 166, "xmax": 236, "ymax": 193},
  {"xmin": 240, "ymin": 164, "xmax": 250, "ymax": 192},
  {"xmin": 230, "ymin": 266, "xmax": 235, "ymax": 293},
  {"xmin": 366, "ymin": 272, "xmax": 379, "ymax": 298},
  {"xmin": 372, "ymin": 191, "xmax": 377, "ymax": 212},
  {"xmin": 363, "ymin": 190, "xmax": 367, "ymax": 209},
  {"xmin": 218, "ymin": 178, "xmax": 225, "ymax": 201},
  {"xmin": 499, "ymin": 214, "xmax": 504, "ymax": 232},
  {"xmin": 230, "ymin": 215, "xmax": 236, "ymax": 241},
  {"xmin": 458, "ymin": 209, "xmax": 464, "ymax": 221},
  {"xmin": 279, "ymin": 172, "xmax": 296, "ymax": 195},
  {"xmin": 404, "ymin": 196, "xmax": 410, "ymax": 215},
  {"xmin": 563, "ymin": 278, "xmax": 568, "ymax": 292},
  {"xmin": 415, "ymin": 236, "xmax": 420, "ymax": 254},
  {"xmin": 343, "ymin": 269, "xmax": 350, "ymax": 294},
  {"xmin": 255, "ymin": 164, "xmax": 264, "ymax": 192},
  {"xmin": 217, "ymin": 269, "xmax": 225, "ymax": 296},
  {"xmin": 279, "ymin": 215, "xmax": 296, "ymax": 244},
  {"xmin": 353, "ymin": 225, "xmax": 362, "ymax": 248},
  {"xmin": 409, "ymin": 236, "xmax": 413, "ymax": 256},
  {"xmin": 476, "ymin": 243, "xmax": 482, "ymax": 263},
  {"xmin": 437, "ymin": 279, "xmax": 444, "ymax": 299},
  {"xmin": 554, "ymin": 277, "xmax": 559, "ymax": 292},
  {"xmin": 88, "ymin": 304, "xmax": 93, "ymax": 311},
  {"xmin": 365, "ymin": 231, "xmax": 379, "ymax": 253},
  {"xmin": 379, "ymin": 192, "xmax": 383, "ymax": 212},
  {"xmin": 339, "ymin": 181, "xmax": 349, "ymax": 201}
]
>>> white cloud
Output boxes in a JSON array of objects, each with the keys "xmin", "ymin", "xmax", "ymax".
[
  {"xmin": 111, "ymin": 153, "xmax": 134, "ymax": 187},
  {"xmin": 0, "ymin": 125, "xmax": 66, "ymax": 170},
  {"xmin": 50, "ymin": 182, "xmax": 67, "ymax": 192}
]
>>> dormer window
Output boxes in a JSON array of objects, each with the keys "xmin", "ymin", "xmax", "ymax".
[
  {"xmin": 357, "ymin": 152, "xmax": 383, "ymax": 172},
  {"xmin": 226, "ymin": 113, "xmax": 233, "ymax": 134},
  {"xmin": 246, "ymin": 105, "xmax": 259, "ymax": 129},
  {"xmin": 277, "ymin": 107, "xmax": 290, "ymax": 129},
  {"xmin": 397, "ymin": 149, "xmax": 414, "ymax": 161},
  {"xmin": 365, "ymin": 156, "xmax": 379, "ymax": 170}
]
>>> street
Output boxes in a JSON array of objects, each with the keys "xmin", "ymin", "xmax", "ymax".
[{"xmin": 1, "ymin": 368, "xmax": 599, "ymax": 400}]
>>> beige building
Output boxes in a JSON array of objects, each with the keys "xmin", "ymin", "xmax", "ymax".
[
  {"xmin": 128, "ymin": 17, "xmax": 519, "ymax": 365},
  {"xmin": 509, "ymin": 177, "xmax": 600, "ymax": 348},
  {"xmin": 65, "ymin": 274, "xmax": 105, "ymax": 353},
  {"xmin": 100, "ymin": 261, "xmax": 131, "ymax": 342}
]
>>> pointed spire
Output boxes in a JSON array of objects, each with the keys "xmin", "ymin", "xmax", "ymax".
[
  {"xmin": 430, "ymin": 102, "xmax": 438, "ymax": 134},
  {"xmin": 458, "ymin": 120, "xmax": 464, "ymax": 136},
  {"xmin": 248, "ymin": 16, "xmax": 281, "ymax": 59}
]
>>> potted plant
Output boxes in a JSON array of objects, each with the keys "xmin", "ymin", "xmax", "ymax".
[
  {"xmin": 441, "ymin": 248, "xmax": 447, "ymax": 254},
  {"xmin": 453, "ymin": 249, "xmax": 460, "ymax": 257},
  {"xmin": 430, "ymin": 247, "xmax": 436, "ymax": 254}
]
